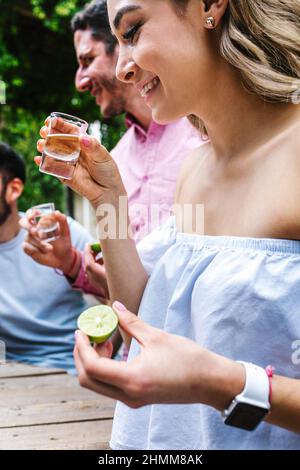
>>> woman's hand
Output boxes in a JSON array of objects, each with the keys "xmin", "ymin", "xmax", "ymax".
[
  {"xmin": 74, "ymin": 302, "xmax": 244, "ymax": 409},
  {"xmin": 35, "ymin": 118, "xmax": 148, "ymax": 319},
  {"xmin": 75, "ymin": 303, "xmax": 300, "ymax": 435},
  {"xmin": 35, "ymin": 117, "xmax": 127, "ymax": 209}
]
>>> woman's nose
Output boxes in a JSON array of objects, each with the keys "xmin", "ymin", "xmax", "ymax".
[{"xmin": 116, "ymin": 53, "xmax": 138, "ymax": 84}]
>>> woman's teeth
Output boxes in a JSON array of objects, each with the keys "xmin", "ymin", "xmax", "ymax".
[{"xmin": 141, "ymin": 77, "xmax": 159, "ymax": 97}]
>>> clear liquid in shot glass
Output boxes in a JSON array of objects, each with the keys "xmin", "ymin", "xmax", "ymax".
[{"xmin": 40, "ymin": 134, "xmax": 80, "ymax": 180}]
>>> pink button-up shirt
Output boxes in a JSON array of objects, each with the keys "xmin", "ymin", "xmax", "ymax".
[
  {"xmin": 111, "ymin": 116, "xmax": 203, "ymax": 241},
  {"xmin": 72, "ymin": 116, "xmax": 203, "ymax": 295}
]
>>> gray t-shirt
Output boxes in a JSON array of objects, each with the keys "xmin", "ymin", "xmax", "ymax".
[{"xmin": 0, "ymin": 215, "xmax": 92, "ymax": 373}]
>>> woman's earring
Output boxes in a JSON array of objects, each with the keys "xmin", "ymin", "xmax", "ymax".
[{"xmin": 205, "ymin": 16, "xmax": 215, "ymax": 29}]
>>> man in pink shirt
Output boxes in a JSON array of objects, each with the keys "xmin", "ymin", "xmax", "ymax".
[
  {"xmin": 72, "ymin": 0, "xmax": 202, "ymax": 242},
  {"xmin": 22, "ymin": 0, "xmax": 203, "ymax": 353},
  {"xmin": 111, "ymin": 116, "xmax": 201, "ymax": 242}
]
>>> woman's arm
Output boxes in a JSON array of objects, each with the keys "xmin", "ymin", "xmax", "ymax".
[
  {"xmin": 265, "ymin": 375, "xmax": 300, "ymax": 435},
  {"xmin": 74, "ymin": 302, "xmax": 300, "ymax": 435},
  {"xmin": 36, "ymin": 121, "xmax": 148, "ymax": 345},
  {"xmin": 68, "ymin": 136, "xmax": 148, "ymax": 317}
]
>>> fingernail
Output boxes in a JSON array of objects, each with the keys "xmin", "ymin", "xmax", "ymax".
[
  {"xmin": 82, "ymin": 137, "xmax": 90, "ymax": 148},
  {"xmin": 113, "ymin": 301, "xmax": 127, "ymax": 312},
  {"xmin": 51, "ymin": 117, "xmax": 57, "ymax": 127},
  {"xmin": 75, "ymin": 330, "xmax": 80, "ymax": 338}
]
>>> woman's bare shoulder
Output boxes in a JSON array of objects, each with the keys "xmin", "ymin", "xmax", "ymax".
[{"xmin": 280, "ymin": 119, "xmax": 300, "ymax": 234}]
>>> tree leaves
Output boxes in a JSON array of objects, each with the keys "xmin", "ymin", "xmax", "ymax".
[{"xmin": 0, "ymin": 0, "xmax": 125, "ymax": 213}]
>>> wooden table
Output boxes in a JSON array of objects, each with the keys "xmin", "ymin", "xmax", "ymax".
[{"xmin": 0, "ymin": 362, "xmax": 115, "ymax": 450}]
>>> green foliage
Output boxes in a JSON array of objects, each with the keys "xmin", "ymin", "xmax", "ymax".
[
  {"xmin": 0, "ymin": 106, "xmax": 66, "ymax": 212},
  {"xmin": 0, "ymin": 0, "xmax": 126, "ymax": 213}
]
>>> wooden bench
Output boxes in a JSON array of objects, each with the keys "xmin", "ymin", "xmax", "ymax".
[{"xmin": 0, "ymin": 362, "xmax": 115, "ymax": 450}]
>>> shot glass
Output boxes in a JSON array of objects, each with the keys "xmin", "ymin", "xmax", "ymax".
[
  {"xmin": 30, "ymin": 203, "xmax": 59, "ymax": 243},
  {"xmin": 39, "ymin": 112, "xmax": 88, "ymax": 180}
]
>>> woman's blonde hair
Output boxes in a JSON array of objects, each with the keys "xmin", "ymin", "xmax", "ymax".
[
  {"xmin": 222, "ymin": 0, "xmax": 300, "ymax": 102},
  {"xmin": 185, "ymin": 0, "xmax": 300, "ymax": 134}
]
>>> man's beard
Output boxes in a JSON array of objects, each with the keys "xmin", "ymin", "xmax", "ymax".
[
  {"xmin": 0, "ymin": 187, "xmax": 11, "ymax": 226},
  {"xmin": 103, "ymin": 98, "xmax": 126, "ymax": 119},
  {"xmin": 98, "ymin": 76, "xmax": 127, "ymax": 119}
]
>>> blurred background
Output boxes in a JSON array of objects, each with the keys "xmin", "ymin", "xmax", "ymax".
[{"xmin": 0, "ymin": 0, "xmax": 125, "ymax": 233}]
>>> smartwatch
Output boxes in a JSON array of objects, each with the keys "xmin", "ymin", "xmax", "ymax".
[{"xmin": 222, "ymin": 361, "xmax": 270, "ymax": 431}]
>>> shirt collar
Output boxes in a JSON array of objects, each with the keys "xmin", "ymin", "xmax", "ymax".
[{"xmin": 125, "ymin": 113, "xmax": 166, "ymax": 140}]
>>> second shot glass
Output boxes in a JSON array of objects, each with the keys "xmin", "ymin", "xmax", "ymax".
[{"xmin": 30, "ymin": 203, "xmax": 60, "ymax": 243}]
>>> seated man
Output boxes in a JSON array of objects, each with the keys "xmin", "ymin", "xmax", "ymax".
[{"xmin": 0, "ymin": 142, "xmax": 96, "ymax": 374}]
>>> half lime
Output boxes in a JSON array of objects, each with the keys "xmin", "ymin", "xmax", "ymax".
[
  {"xmin": 90, "ymin": 242, "xmax": 102, "ymax": 254},
  {"xmin": 77, "ymin": 305, "xmax": 118, "ymax": 344}
]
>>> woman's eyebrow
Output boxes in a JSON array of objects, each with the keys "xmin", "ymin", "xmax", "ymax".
[{"xmin": 113, "ymin": 5, "xmax": 142, "ymax": 30}]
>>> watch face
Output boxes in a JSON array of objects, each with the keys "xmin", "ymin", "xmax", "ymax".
[{"xmin": 224, "ymin": 402, "xmax": 269, "ymax": 431}]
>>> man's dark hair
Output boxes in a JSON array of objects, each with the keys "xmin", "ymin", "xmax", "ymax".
[
  {"xmin": 0, "ymin": 142, "xmax": 26, "ymax": 184},
  {"xmin": 71, "ymin": 0, "xmax": 117, "ymax": 55}
]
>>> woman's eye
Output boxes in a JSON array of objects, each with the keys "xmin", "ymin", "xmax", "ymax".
[{"xmin": 122, "ymin": 23, "xmax": 142, "ymax": 44}]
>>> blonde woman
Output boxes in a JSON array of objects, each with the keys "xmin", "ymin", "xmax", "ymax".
[{"xmin": 37, "ymin": 0, "xmax": 300, "ymax": 449}]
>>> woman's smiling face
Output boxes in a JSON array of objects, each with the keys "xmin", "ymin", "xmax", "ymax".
[{"xmin": 108, "ymin": 0, "xmax": 213, "ymax": 124}]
